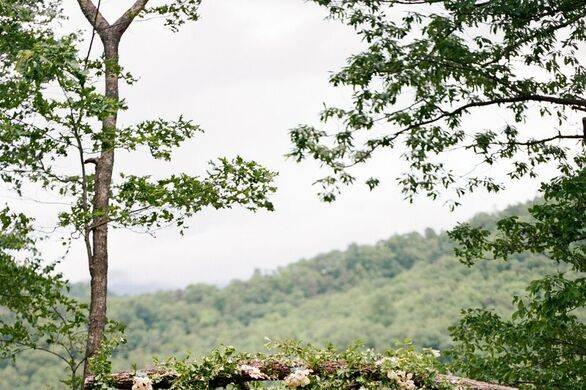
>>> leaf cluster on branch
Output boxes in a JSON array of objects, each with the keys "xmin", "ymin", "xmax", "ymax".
[{"xmin": 290, "ymin": 0, "xmax": 586, "ymax": 205}]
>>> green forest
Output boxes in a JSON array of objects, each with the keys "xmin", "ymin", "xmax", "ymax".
[
  {"xmin": 1, "ymin": 0, "xmax": 584, "ymax": 389},
  {"xmin": 0, "ymin": 202, "xmax": 565, "ymax": 388}
]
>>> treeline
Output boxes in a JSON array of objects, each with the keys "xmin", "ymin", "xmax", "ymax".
[{"xmin": 0, "ymin": 202, "xmax": 561, "ymax": 388}]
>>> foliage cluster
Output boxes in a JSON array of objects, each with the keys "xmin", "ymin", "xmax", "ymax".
[
  {"xmin": 0, "ymin": 209, "xmax": 88, "ymax": 388},
  {"xmin": 447, "ymin": 166, "xmax": 585, "ymax": 388},
  {"xmin": 291, "ymin": 0, "xmax": 585, "ymax": 205},
  {"xmin": 92, "ymin": 341, "xmax": 450, "ymax": 390},
  {"xmin": 0, "ymin": 7, "xmax": 276, "ymax": 234}
]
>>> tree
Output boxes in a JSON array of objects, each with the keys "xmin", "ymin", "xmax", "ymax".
[
  {"xmin": 0, "ymin": 0, "xmax": 276, "ymax": 378},
  {"xmin": 289, "ymin": 0, "xmax": 585, "ymax": 204},
  {"xmin": 447, "ymin": 166, "xmax": 585, "ymax": 388}
]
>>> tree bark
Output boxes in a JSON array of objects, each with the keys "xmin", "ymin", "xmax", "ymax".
[
  {"xmin": 82, "ymin": 34, "xmax": 119, "ymax": 378},
  {"xmin": 75, "ymin": 0, "xmax": 151, "ymax": 379}
]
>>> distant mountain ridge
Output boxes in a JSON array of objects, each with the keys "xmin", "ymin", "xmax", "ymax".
[{"xmin": 1, "ymin": 200, "xmax": 559, "ymax": 388}]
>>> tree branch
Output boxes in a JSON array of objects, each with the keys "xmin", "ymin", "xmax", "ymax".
[
  {"xmin": 76, "ymin": 0, "xmax": 110, "ymax": 33},
  {"xmin": 84, "ymin": 0, "xmax": 103, "ymax": 66},
  {"xmin": 491, "ymin": 133, "xmax": 584, "ymax": 147},
  {"xmin": 392, "ymin": 94, "xmax": 586, "ymax": 137},
  {"xmin": 432, "ymin": 95, "xmax": 586, "ymax": 125},
  {"xmin": 111, "ymin": 0, "xmax": 151, "ymax": 36},
  {"xmin": 342, "ymin": 94, "xmax": 586, "ymax": 169}
]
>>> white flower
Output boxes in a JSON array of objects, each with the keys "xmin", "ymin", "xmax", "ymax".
[
  {"xmin": 132, "ymin": 376, "xmax": 153, "ymax": 390},
  {"xmin": 376, "ymin": 356, "xmax": 399, "ymax": 367},
  {"xmin": 284, "ymin": 368, "xmax": 312, "ymax": 388},
  {"xmin": 387, "ymin": 370, "xmax": 417, "ymax": 390},
  {"xmin": 431, "ymin": 349, "xmax": 441, "ymax": 358},
  {"xmin": 387, "ymin": 370, "xmax": 399, "ymax": 380},
  {"xmin": 239, "ymin": 364, "xmax": 267, "ymax": 379}
]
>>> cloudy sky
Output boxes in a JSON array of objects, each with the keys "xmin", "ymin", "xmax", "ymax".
[{"xmin": 12, "ymin": 0, "xmax": 551, "ymax": 290}]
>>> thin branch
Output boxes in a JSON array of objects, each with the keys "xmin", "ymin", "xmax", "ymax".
[
  {"xmin": 12, "ymin": 341, "xmax": 71, "ymax": 366},
  {"xmin": 408, "ymin": 94, "xmax": 586, "ymax": 131},
  {"xmin": 83, "ymin": 0, "xmax": 103, "ymax": 67},
  {"xmin": 56, "ymin": 75, "xmax": 94, "ymax": 260},
  {"xmin": 86, "ymin": 205, "xmax": 153, "ymax": 231},
  {"xmin": 486, "ymin": 133, "xmax": 584, "ymax": 147}
]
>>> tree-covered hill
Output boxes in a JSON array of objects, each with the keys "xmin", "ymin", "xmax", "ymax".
[{"xmin": 0, "ymin": 202, "xmax": 562, "ymax": 388}]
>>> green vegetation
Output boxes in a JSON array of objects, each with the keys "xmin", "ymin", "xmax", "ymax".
[
  {"xmin": 448, "ymin": 168, "xmax": 585, "ymax": 388},
  {"xmin": 1, "ymin": 1, "xmax": 584, "ymax": 388},
  {"xmin": 0, "ymin": 209, "xmax": 89, "ymax": 388},
  {"xmin": 90, "ymin": 341, "xmax": 453, "ymax": 389},
  {"xmin": 287, "ymin": 1, "xmax": 586, "ymax": 386},
  {"xmin": 0, "ymin": 0, "xmax": 274, "ymax": 375},
  {"xmin": 0, "ymin": 202, "xmax": 564, "ymax": 388}
]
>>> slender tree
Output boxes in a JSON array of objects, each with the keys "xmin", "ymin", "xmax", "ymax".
[{"xmin": 0, "ymin": 0, "xmax": 276, "ymax": 379}]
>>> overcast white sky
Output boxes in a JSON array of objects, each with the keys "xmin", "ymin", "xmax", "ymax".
[{"xmin": 10, "ymin": 0, "xmax": 554, "ymax": 290}]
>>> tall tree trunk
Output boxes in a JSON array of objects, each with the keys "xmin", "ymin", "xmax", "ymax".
[
  {"xmin": 76, "ymin": 0, "xmax": 149, "ymax": 379},
  {"xmin": 83, "ymin": 34, "xmax": 119, "ymax": 378}
]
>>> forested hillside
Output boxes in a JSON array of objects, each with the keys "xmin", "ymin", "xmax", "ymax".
[{"xmin": 0, "ymin": 202, "xmax": 562, "ymax": 388}]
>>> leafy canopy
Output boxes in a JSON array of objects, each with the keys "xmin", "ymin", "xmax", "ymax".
[
  {"xmin": 290, "ymin": 0, "xmax": 585, "ymax": 204},
  {"xmin": 287, "ymin": 2, "xmax": 586, "ymax": 386},
  {"xmin": 0, "ymin": 0, "xmax": 276, "ymax": 384}
]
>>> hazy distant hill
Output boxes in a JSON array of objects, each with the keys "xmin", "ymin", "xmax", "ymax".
[{"xmin": 1, "ymin": 201, "xmax": 561, "ymax": 388}]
